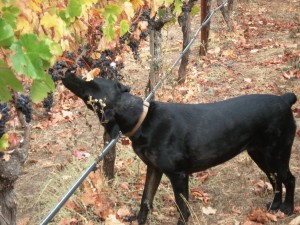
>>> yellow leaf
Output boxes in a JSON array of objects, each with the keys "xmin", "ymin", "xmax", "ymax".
[
  {"xmin": 41, "ymin": 13, "xmax": 67, "ymax": 41},
  {"xmin": 30, "ymin": 0, "xmax": 43, "ymax": 13},
  {"xmin": 222, "ymin": 49, "xmax": 234, "ymax": 56},
  {"xmin": 130, "ymin": 0, "xmax": 144, "ymax": 10},
  {"xmin": 17, "ymin": 16, "xmax": 34, "ymax": 34},
  {"xmin": 123, "ymin": 2, "xmax": 134, "ymax": 19},
  {"xmin": 60, "ymin": 39, "xmax": 70, "ymax": 52},
  {"xmin": 0, "ymin": 134, "xmax": 9, "ymax": 152},
  {"xmin": 86, "ymin": 68, "xmax": 100, "ymax": 81}
]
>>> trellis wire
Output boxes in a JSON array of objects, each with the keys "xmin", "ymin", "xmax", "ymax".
[{"xmin": 39, "ymin": 1, "xmax": 228, "ymax": 224}]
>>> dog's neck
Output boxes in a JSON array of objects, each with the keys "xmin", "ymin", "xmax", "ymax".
[
  {"xmin": 123, "ymin": 101, "xmax": 149, "ymax": 137},
  {"xmin": 113, "ymin": 94, "xmax": 149, "ymax": 137}
]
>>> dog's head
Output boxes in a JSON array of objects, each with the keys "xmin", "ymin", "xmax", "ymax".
[{"xmin": 62, "ymin": 68, "xmax": 130, "ymax": 114}]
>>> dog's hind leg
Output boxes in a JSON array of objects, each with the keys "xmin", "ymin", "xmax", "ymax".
[
  {"xmin": 137, "ymin": 166, "xmax": 163, "ymax": 224},
  {"xmin": 279, "ymin": 169, "xmax": 295, "ymax": 215},
  {"xmin": 247, "ymin": 148, "xmax": 283, "ymax": 211},
  {"xmin": 247, "ymin": 129, "xmax": 295, "ymax": 215},
  {"xmin": 167, "ymin": 172, "xmax": 190, "ymax": 225}
]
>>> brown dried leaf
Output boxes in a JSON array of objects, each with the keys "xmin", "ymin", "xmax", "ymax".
[
  {"xmin": 105, "ymin": 214, "xmax": 125, "ymax": 225},
  {"xmin": 247, "ymin": 208, "xmax": 268, "ymax": 224},
  {"xmin": 265, "ymin": 212, "xmax": 277, "ymax": 222},
  {"xmin": 117, "ymin": 206, "xmax": 131, "ymax": 218},
  {"xmin": 202, "ymin": 206, "xmax": 217, "ymax": 215}
]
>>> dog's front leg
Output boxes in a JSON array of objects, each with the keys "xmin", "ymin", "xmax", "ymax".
[
  {"xmin": 137, "ymin": 165, "xmax": 163, "ymax": 224},
  {"xmin": 167, "ymin": 172, "xmax": 190, "ymax": 225}
]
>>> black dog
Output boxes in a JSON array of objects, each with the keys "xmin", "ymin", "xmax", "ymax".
[{"xmin": 62, "ymin": 69, "xmax": 297, "ymax": 225}]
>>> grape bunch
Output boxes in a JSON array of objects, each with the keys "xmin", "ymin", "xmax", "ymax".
[
  {"xmin": 120, "ymin": 8, "xmax": 151, "ymax": 60},
  {"xmin": 0, "ymin": 103, "xmax": 9, "ymax": 138},
  {"xmin": 42, "ymin": 93, "xmax": 54, "ymax": 115},
  {"xmin": 16, "ymin": 94, "xmax": 32, "ymax": 123},
  {"xmin": 49, "ymin": 60, "xmax": 67, "ymax": 82}
]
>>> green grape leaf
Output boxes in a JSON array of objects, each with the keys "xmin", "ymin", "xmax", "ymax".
[
  {"xmin": 191, "ymin": 5, "xmax": 200, "ymax": 16},
  {"xmin": 2, "ymin": 6, "xmax": 20, "ymax": 28},
  {"xmin": 103, "ymin": 23, "xmax": 115, "ymax": 41},
  {"xmin": 0, "ymin": 85, "xmax": 12, "ymax": 103},
  {"xmin": 173, "ymin": 0, "xmax": 183, "ymax": 14},
  {"xmin": 102, "ymin": 3, "xmax": 122, "ymax": 24},
  {"xmin": 0, "ymin": 18, "xmax": 15, "ymax": 48},
  {"xmin": 0, "ymin": 59, "xmax": 23, "ymax": 91},
  {"xmin": 31, "ymin": 73, "xmax": 55, "ymax": 103},
  {"xmin": 10, "ymin": 34, "xmax": 52, "ymax": 79},
  {"xmin": 158, "ymin": 8, "xmax": 167, "ymax": 18},
  {"xmin": 0, "ymin": 59, "xmax": 23, "ymax": 102},
  {"xmin": 67, "ymin": 0, "xmax": 84, "ymax": 18},
  {"xmin": 120, "ymin": 20, "xmax": 130, "ymax": 36},
  {"xmin": 164, "ymin": 0, "xmax": 174, "ymax": 7},
  {"xmin": 0, "ymin": 134, "xmax": 9, "ymax": 152}
]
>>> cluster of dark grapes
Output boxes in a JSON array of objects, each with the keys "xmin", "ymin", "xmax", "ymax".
[
  {"xmin": 48, "ymin": 60, "xmax": 67, "ymax": 81},
  {"xmin": 0, "ymin": 103, "xmax": 9, "ymax": 138},
  {"xmin": 92, "ymin": 50, "xmax": 124, "ymax": 80},
  {"xmin": 42, "ymin": 93, "xmax": 54, "ymax": 115},
  {"xmin": 16, "ymin": 94, "xmax": 32, "ymax": 123},
  {"xmin": 120, "ymin": 8, "xmax": 151, "ymax": 60},
  {"xmin": 41, "ymin": 58, "xmax": 69, "ymax": 114}
]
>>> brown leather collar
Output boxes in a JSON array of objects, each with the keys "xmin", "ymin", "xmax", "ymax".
[{"xmin": 124, "ymin": 101, "xmax": 150, "ymax": 137}]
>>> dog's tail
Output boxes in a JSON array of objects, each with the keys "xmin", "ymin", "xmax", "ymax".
[{"xmin": 281, "ymin": 93, "xmax": 297, "ymax": 106}]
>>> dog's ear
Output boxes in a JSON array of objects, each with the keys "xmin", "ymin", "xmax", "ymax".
[{"xmin": 117, "ymin": 82, "xmax": 130, "ymax": 93}]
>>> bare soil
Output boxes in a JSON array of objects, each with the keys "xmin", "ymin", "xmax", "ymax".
[{"xmin": 16, "ymin": 0, "xmax": 300, "ymax": 224}]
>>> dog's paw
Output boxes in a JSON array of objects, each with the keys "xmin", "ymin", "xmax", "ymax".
[
  {"xmin": 279, "ymin": 203, "xmax": 294, "ymax": 215},
  {"xmin": 266, "ymin": 201, "xmax": 281, "ymax": 211},
  {"xmin": 125, "ymin": 215, "xmax": 138, "ymax": 224}
]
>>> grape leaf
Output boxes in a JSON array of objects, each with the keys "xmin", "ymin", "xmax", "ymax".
[
  {"xmin": 173, "ymin": 0, "xmax": 183, "ymax": 14},
  {"xmin": 103, "ymin": 24, "xmax": 115, "ymax": 41},
  {"xmin": 0, "ymin": 59, "xmax": 23, "ymax": 102},
  {"xmin": 31, "ymin": 75, "xmax": 55, "ymax": 103},
  {"xmin": 10, "ymin": 34, "xmax": 52, "ymax": 79},
  {"xmin": 68, "ymin": 0, "xmax": 84, "ymax": 18},
  {"xmin": 120, "ymin": 20, "xmax": 130, "ymax": 36},
  {"xmin": 41, "ymin": 13, "xmax": 67, "ymax": 41},
  {"xmin": 102, "ymin": 3, "xmax": 122, "ymax": 24},
  {"xmin": 0, "ymin": 18, "xmax": 15, "ymax": 48},
  {"xmin": 191, "ymin": 5, "xmax": 200, "ymax": 16},
  {"xmin": 0, "ymin": 85, "xmax": 11, "ymax": 103},
  {"xmin": 2, "ymin": 6, "xmax": 20, "ymax": 29},
  {"xmin": 0, "ymin": 134, "xmax": 9, "ymax": 152}
]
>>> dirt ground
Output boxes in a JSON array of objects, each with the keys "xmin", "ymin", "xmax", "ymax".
[{"xmin": 15, "ymin": 0, "xmax": 300, "ymax": 224}]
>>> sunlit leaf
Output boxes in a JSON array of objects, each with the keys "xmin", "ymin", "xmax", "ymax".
[
  {"xmin": 29, "ymin": 0, "xmax": 43, "ymax": 13},
  {"xmin": 68, "ymin": 0, "xmax": 84, "ymax": 18},
  {"xmin": 102, "ymin": 3, "xmax": 122, "ymax": 24},
  {"xmin": 10, "ymin": 34, "xmax": 52, "ymax": 79},
  {"xmin": 120, "ymin": 20, "xmax": 130, "ymax": 36},
  {"xmin": 191, "ymin": 5, "xmax": 200, "ymax": 16},
  {"xmin": 131, "ymin": 0, "xmax": 145, "ymax": 10},
  {"xmin": 0, "ymin": 59, "xmax": 23, "ymax": 100},
  {"xmin": 2, "ymin": 5, "xmax": 20, "ymax": 28},
  {"xmin": 173, "ymin": 0, "xmax": 183, "ymax": 14},
  {"xmin": 0, "ymin": 134, "xmax": 9, "ymax": 152},
  {"xmin": 31, "ymin": 76, "xmax": 55, "ymax": 103},
  {"xmin": 123, "ymin": 2, "xmax": 134, "ymax": 19},
  {"xmin": 103, "ymin": 23, "xmax": 115, "ymax": 41},
  {"xmin": 41, "ymin": 13, "xmax": 67, "ymax": 41},
  {"xmin": 0, "ymin": 18, "xmax": 15, "ymax": 48}
]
